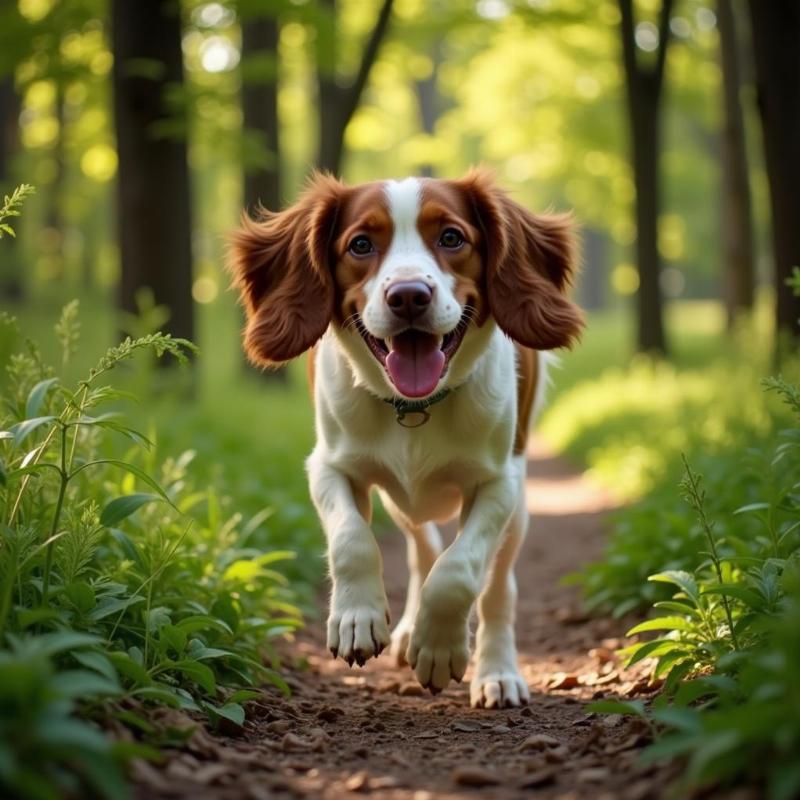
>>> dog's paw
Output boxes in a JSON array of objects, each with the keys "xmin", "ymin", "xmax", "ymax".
[
  {"xmin": 407, "ymin": 610, "xmax": 469, "ymax": 693},
  {"xmin": 327, "ymin": 585, "xmax": 390, "ymax": 667},
  {"xmin": 470, "ymin": 670, "xmax": 530, "ymax": 708}
]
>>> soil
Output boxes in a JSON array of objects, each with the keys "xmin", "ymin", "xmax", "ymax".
[{"xmin": 131, "ymin": 438, "xmax": 678, "ymax": 800}]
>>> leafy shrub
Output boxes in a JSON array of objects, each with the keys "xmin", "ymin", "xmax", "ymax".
[
  {"xmin": 0, "ymin": 305, "xmax": 302, "ymax": 799},
  {"xmin": 588, "ymin": 376, "xmax": 800, "ymax": 799}
]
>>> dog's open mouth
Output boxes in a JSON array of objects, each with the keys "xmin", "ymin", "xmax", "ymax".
[{"xmin": 357, "ymin": 313, "xmax": 470, "ymax": 399}]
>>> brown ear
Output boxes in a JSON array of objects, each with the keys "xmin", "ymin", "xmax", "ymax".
[
  {"xmin": 461, "ymin": 170, "xmax": 584, "ymax": 350},
  {"xmin": 227, "ymin": 174, "xmax": 344, "ymax": 366}
]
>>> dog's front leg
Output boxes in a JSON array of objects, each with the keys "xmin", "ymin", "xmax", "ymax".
[
  {"xmin": 408, "ymin": 472, "xmax": 518, "ymax": 692},
  {"xmin": 307, "ymin": 455, "xmax": 390, "ymax": 666}
]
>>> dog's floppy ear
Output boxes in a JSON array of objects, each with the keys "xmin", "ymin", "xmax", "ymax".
[
  {"xmin": 227, "ymin": 173, "xmax": 345, "ymax": 367},
  {"xmin": 460, "ymin": 169, "xmax": 584, "ymax": 350}
]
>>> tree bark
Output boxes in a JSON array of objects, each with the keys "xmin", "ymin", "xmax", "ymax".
[
  {"xmin": 415, "ymin": 41, "xmax": 442, "ymax": 178},
  {"xmin": 316, "ymin": 0, "xmax": 394, "ymax": 175},
  {"xmin": 0, "ymin": 73, "xmax": 23, "ymax": 300},
  {"xmin": 718, "ymin": 0, "xmax": 755, "ymax": 327},
  {"xmin": 240, "ymin": 9, "xmax": 287, "ymax": 382},
  {"xmin": 747, "ymin": 1, "xmax": 800, "ymax": 347},
  {"xmin": 242, "ymin": 12, "xmax": 280, "ymax": 213},
  {"xmin": 111, "ymin": 0, "xmax": 194, "ymax": 345},
  {"xmin": 618, "ymin": 0, "xmax": 673, "ymax": 355}
]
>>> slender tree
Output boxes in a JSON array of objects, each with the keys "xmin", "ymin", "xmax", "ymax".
[
  {"xmin": 618, "ymin": 0, "xmax": 674, "ymax": 354},
  {"xmin": 111, "ymin": 0, "xmax": 194, "ymax": 343},
  {"xmin": 241, "ymin": 8, "xmax": 281, "ymax": 213},
  {"xmin": 718, "ymin": 0, "xmax": 755, "ymax": 327},
  {"xmin": 415, "ymin": 41, "xmax": 442, "ymax": 178},
  {"xmin": 747, "ymin": 1, "xmax": 800, "ymax": 348},
  {"xmin": 316, "ymin": 0, "xmax": 394, "ymax": 175}
]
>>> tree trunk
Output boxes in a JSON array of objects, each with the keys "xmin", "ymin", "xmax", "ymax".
[
  {"xmin": 618, "ymin": 0, "xmax": 673, "ymax": 355},
  {"xmin": 111, "ymin": 0, "xmax": 194, "ymax": 345},
  {"xmin": 718, "ymin": 0, "xmax": 755, "ymax": 327},
  {"xmin": 580, "ymin": 228, "xmax": 607, "ymax": 311},
  {"xmin": 241, "ymin": 9, "xmax": 286, "ymax": 383},
  {"xmin": 0, "ymin": 74, "xmax": 23, "ymax": 300},
  {"xmin": 242, "ymin": 12, "xmax": 281, "ymax": 213},
  {"xmin": 45, "ymin": 80, "xmax": 65, "ymax": 280},
  {"xmin": 316, "ymin": 0, "xmax": 394, "ymax": 175},
  {"xmin": 415, "ymin": 42, "xmax": 442, "ymax": 178},
  {"xmin": 748, "ymin": 1, "xmax": 800, "ymax": 347}
]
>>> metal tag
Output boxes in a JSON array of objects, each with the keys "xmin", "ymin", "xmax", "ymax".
[{"xmin": 396, "ymin": 409, "xmax": 431, "ymax": 428}]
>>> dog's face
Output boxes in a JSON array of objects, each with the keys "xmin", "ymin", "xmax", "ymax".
[{"xmin": 228, "ymin": 171, "xmax": 583, "ymax": 399}]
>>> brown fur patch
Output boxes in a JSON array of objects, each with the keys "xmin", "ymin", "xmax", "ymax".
[
  {"xmin": 226, "ymin": 173, "xmax": 346, "ymax": 367},
  {"xmin": 514, "ymin": 345, "xmax": 539, "ymax": 455},
  {"xmin": 454, "ymin": 169, "xmax": 584, "ymax": 351}
]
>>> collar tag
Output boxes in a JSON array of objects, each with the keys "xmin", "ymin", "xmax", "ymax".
[
  {"xmin": 396, "ymin": 408, "xmax": 431, "ymax": 428},
  {"xmin": 382, "ymin": 387, "xmax": 452, "ymax": 428}
]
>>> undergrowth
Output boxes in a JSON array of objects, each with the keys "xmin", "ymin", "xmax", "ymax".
[
  {"xmin": 0, "ymin": 303, "xmax": 302, "ymax": 799},
  {"xmin": 583, "ymin": 275, "xmax": 800, "ymax": 799}
]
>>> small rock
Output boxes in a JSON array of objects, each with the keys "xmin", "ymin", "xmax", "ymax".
[
  {"xmin": 352, "ymin": 746, "xmax": 369, "ymax": 758},
  {"xmin": 518, "ymin": 733, "xmax": 561, "ymax": 752},
  {"xmin": 372, "ymin": 776, "xmax": 401, "ymax": 789},
  {"xmin": 398, "ymin": 682, "xmax": 425, "ymax": 697},
  {"xmin": 491, "ymin": 724, "xmax": 511, "ymax": 734},
  {"xmin": 544, "ymin": 745, "xmax": 570, "ymax": 763},
  {"xmin": 452, "ymin": 720, "xmax": 480, "ymax": 733},
  {"xmin": 589, "ymin": 646, "xmax": 615, "ymax": 663},
  {"xmin": 345, "ymin": 771, "xmax": 370, "ymax": 792},
  {"xmin": 520, "ymin": 706, "xmax": 533, "ymax": 717},
  {"xmin": 518, "ymin": 767, "xmax": 556, "ymax": 788},
  {"xmin": 602, "ymin": 714, "xmax": 623, "ymax": 728},
  {"xmin": 577, "ymin": 767, "xmax": 611, "ymax": 783},
  {"xmin": 266, "ymin": 719, "xmax": 291, "ymax": 734},
  {"xmin": 452, "ymin": 766, "xmax": 501, "ymax": 787},
  {"xmin": 376, "ymin": 679, "xmax": 400, "ymax": 694}
]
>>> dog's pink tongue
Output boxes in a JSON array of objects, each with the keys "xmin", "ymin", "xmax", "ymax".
[{"xmin": 385, "ymin": 331, "xmax": 445, "ymax": 398}]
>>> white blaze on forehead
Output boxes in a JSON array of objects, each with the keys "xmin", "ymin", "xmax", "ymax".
[
  {"xmin": 360, "ymin": 177, "xmax": 460, "ymax": 337},
  {"xmin": 385, "ymin": 177, "xmax": 423, "ymax": 249}
]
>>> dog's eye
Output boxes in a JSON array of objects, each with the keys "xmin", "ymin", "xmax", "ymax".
[
  {"xmin": 348, "ymin": 235, "xmax": 374, "ymax": 256},
  {"xmin": 439, "ymin": 228, "xmax": 464, "ymax": 249}
]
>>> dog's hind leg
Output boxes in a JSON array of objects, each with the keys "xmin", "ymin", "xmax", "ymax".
[
  {"xmin": 379, "ymin": 494, "xmax": 443, "ymax": 666},
  {"xmin": 470, "ymin": 456, "xmax": 530, "ymax": 708}
]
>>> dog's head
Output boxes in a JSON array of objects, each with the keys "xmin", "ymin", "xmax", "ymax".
[{"xmin": 228, "ymin": 170, "xmax": 584, "ymax": 399}]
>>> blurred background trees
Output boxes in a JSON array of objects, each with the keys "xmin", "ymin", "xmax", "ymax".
[{"xmin": 0, "ymin": 0, "xmax": 797, "ymax": 366}]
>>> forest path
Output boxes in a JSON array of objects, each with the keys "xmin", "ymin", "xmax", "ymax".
[{"xmin": 134, "ymin": 438, "xmax": 673, "ymax": 800}]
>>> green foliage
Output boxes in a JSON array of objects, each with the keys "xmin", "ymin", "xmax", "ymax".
[
  {"xmin": 0, "ymin": 305, "xmax": 303, "ymax": 799},
  {"xmin": 0, "ymin": 184, "xmax": 35, "ymax": 239},
  {"xmin": 586, "ymin": 376, "xmax": 800, "ymax": 798}
]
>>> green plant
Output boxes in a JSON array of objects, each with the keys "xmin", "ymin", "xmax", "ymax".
[
  {"xmin": 0, "ymin": 302, "xmax": 303, "ymax": 799},
  {"xmin": 587, "ymin": 376, "xmax": 800, "ymax": 798},
  {"xmin": 0, "ymin": 183, "xmax": 35, "ymax": 239}
]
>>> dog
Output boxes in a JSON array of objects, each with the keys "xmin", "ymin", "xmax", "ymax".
[{"xmin": 228, "ymin": 169, "xmax": 583, "ymax": 708}]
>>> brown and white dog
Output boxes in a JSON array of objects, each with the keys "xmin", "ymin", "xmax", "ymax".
[{"xmin": 228, "ymin": 170, "xmax": 583, "ymax": 708}]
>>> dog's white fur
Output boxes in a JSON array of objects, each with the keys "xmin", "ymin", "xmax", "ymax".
[{"xmin": 306, "ymin": 178, "xmax": 539, "ymax": 708}]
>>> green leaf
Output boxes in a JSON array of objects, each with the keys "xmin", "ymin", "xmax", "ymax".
[
  {"xmin": 586, "ymin": 698, "xmax": 646, "ymax": 718},
  {"xmin": 107, "ymin": 651, "xmax": 152, "ymax": 686},
  {"xmin": 73, "ymin": 650, "xmax": 118, "ymax": 683},
  {"xmin": 208, "ymin": 702, "xmax": 245, "ymax": 727},
  {"xmin": 627, "ymin": 615, "xmax": 693, "ymax": 636},
  {"xmin": 52, "ymin": 669, "xmax": 122, "ymax": 699},
  {"xmin": 18, "ymin": 630, "xmax": 101, "ymax": 658},
  {"xmin": 70, "ymin": 459, "xmax": 175, "ymax": 509},
  {"xmin": 65, "ymin": 581, "xmax": 97, "ymax": 613},
  {"xmin": 25, "ymin": 377, "xmax": 59, "ymax": 418},
  {"xmin": 168, "ymin": 660, "xmax": 216, "ymax": 694},
  {"xmin": 733, "ymin": 502, "xmax": 770, "ymax": 515},
  {"xmin": 701, "ymin": 584, "xmax": 764, "ymax": 610},
  {"xmin": 626, "ymin": 638, "xmax": 679, "ymax": 667},
  {"xmin": 10, "ymin": 416, "xmax": 57, "ymax": 446},
  {"xmin": 227, "ymin": 689, "xmax": 261, "ymax": 704},
  {"xmin": 89, "ymin": 594, "xmax": 146, "ymax": 621},
  {"xmin": 100, "ymin": 493, "xmax": 163, "ymax": 527},
  {"xmin": 174, "ymin": 614, "xmax": 234, "ymax": 637},
  {"xmin": 649, "ymin": 570, "xmax": 700, "ymax": 604}
]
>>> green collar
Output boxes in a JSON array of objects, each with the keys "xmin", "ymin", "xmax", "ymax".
[{"xmin": 382, "ymin": 388, "xmax": 452, "ymax": 428}]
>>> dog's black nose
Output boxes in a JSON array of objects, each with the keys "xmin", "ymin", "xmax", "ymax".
[{"xmin": 386, "ymin": 281, "xmax": 433, "ymax": 320}]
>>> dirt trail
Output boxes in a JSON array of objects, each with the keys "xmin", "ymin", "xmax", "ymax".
[{"xmin": 133, "ymin": 438, "xmax": 675, "ymax": 800}]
